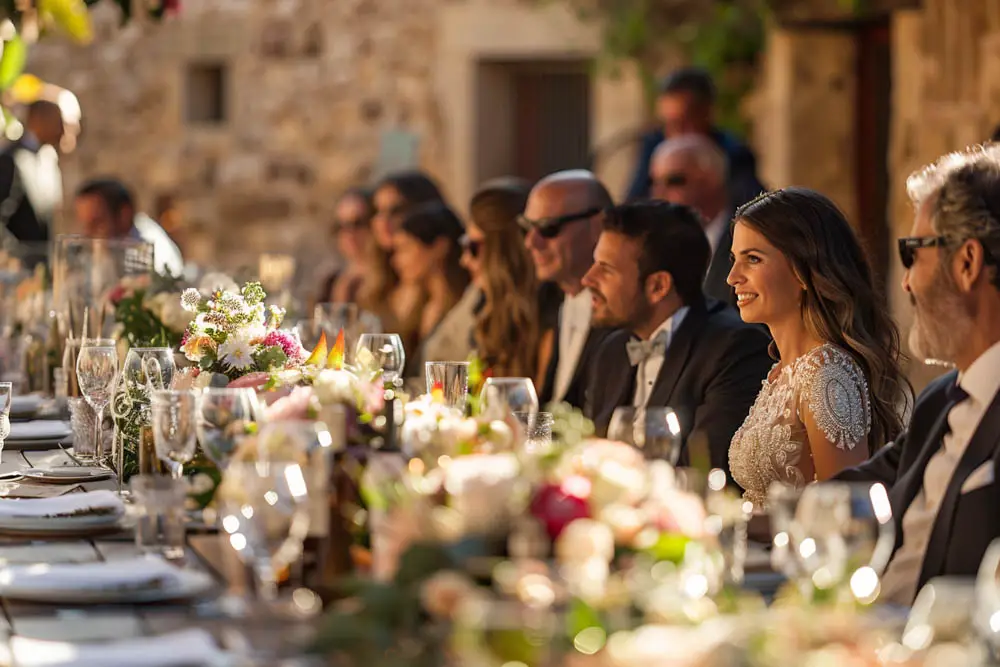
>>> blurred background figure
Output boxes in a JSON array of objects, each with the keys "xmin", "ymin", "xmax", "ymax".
[
  {"xmin": 649, "ymin": 134, "xmax": 735, "ymax": 305},
  {"xmin": 0, "ymin": 100, "xmax": 64, "ymax": 247},
  {"xmin": 462, "ymin": 177, "xmax": 544, "ymax": 382},
  {"xmin": 359, "ymin": 170, "xmax": 445, "ymax": 332},
  {"xmin": 390, "ymin": 201, "xmax": 469, "ymax": 375},
  {"xmin": 318, "ymin": 187, "xmax": 376, "ymax": 305},
  {"xmin": 626, "ymin": 67, "xmax": 764, "ymax": 207},
  {"xmin": 74, "ymin": 178, "xmax": 184, "ymax": 276}
]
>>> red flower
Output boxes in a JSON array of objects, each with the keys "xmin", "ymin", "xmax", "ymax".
[{"xmin": 529, "ymin": 483, "xmax": 591, "ymax": 541}]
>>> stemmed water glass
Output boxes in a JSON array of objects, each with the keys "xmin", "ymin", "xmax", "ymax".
[
  {"xmin": 607, "ymin": 407, "xmax": 683, "ymax": 463},
  {"xmin": 76, "ymin": 341, "xmax": 119, "ymax": 476},
  {"xmin": 151, "ymin": 390, "xmax": 198, "ymax": 479},
  {"xmin": 425, "ymin": 361, "xmax": 469, "ymax": 411},
  {"xmin": 217, "ymin": 461, "xmax": 312, "ymax": 603},
  {"xmin": 356, "ymin": 333, "xmax": 405, "ymax": 384},
  {"xmin": 196, "ymin": 388, "xmax": 261, "ymax": 471},
  {"xmin": 479, "ymin": 377, "xmax": 538, "ymax": 418}
]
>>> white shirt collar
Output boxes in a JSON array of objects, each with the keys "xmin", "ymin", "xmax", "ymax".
[
  {"xmin": 958, "ymin": 340, "xmax": 1000, "ymax": 407},
  {"xmin": 704, "ymin": 212, "xmax": 729, "ymax": 257},
  {"xmin": 641, "ymin": 305, "xmax": 689, "ymax": 343}
]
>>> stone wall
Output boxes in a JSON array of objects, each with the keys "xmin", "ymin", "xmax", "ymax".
[{"xmin": 25, "ymin": 0, "xmax": 644, "ymax": 301}]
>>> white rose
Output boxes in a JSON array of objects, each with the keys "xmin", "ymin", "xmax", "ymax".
[
  {"xmin": 555, "ymin": 518, "xmax": 615, "ymax": 565},
  {"xmin": 313, "ymin": 369, "xmax": 357, "ymax": 406},
  {"xmin": 160, "ymin": 298, "xmax": 195, "ymax": 332},
  {"xmin": 444, "ymin": 453, "xmax": 520, "ymax": 535}
]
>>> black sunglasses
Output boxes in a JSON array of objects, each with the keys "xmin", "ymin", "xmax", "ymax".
[
  {"xmin": 656, "ymin": 173, "xmax": 688, "ymax": 188},
  {"xmin": 460, "ymin": 235, "xmax": 483, "ymax": 258},
  {"xmin": 898, "ymin": 236, "xmax": 947, "ymax": 269},
  {"xmin": 516, "ymin": 207, "xmax": 603, "ymax": 239}
]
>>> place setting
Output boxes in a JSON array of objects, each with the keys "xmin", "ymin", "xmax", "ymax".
[{"xmin": 0, "ymin": 489, "xmax": 128, "ymax": 537}]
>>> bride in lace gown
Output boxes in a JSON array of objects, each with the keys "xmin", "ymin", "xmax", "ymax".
[{"xmin": 725, "ymin": 188, "xmax": 911, "ymax": 508}]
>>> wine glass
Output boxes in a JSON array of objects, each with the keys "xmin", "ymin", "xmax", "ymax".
[
  {"xmin": 0, "ymin": 382, "xmax": 11, "ymax": 453},
  {"xmin": 76, "ymin": 341, "xmax": 119, "ymax": 474},
  {"xmin": 196, "ymin": 388, "xmax": 261, "ymax": 470},
  {"xmin": 217, "ymin": 461, "xmax": 312, "ymax": 603},
  {"xmin": 151, "ymin": 390, "xmax": 198, "ymax": 479},
  {"xmin": 479, "ymin": 377, "xmax": 538, "ymax": 418},
  {"xmin": 607, "ymin": 406, "xmax": 683, "ymax": 463},
  {"xmin": 355, "ymin": 333, "xmax": 405, "ymax": 384}
]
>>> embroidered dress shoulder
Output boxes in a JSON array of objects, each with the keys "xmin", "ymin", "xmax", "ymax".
[{"xmin": 794, "ymin": 344, "xmax": 871, "ymax": 452}]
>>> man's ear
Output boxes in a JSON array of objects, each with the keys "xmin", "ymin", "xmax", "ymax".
[{"xmin": 646, "ymin": 270, "xmax": 673, "ymax": 304}]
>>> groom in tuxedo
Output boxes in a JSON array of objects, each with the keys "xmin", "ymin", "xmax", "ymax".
[
  {"xmin": 837, "ymin": 145, "xmax": 1000, "ymax": 604},
  {"xmin": 582, "ymin": 200, "xmax": 770, "ymax": 478}
]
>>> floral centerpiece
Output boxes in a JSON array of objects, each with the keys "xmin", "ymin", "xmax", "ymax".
[
  {"xmin": 110, "ymin": 271, "xmax": 192, "ymax": 348},
  {"xmin": 178, "ymin": 280, "xmax": 306, "ymax": 383}
]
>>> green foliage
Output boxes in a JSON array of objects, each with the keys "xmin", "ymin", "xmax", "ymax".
[{"xmin": 114, "ymin": 290, "xmax": 181, "ymax": 348}]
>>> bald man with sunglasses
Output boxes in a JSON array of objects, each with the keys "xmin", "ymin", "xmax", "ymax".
[{"xmin": 523, "ymin": 170, "xmax": 615, "ymax": 409}]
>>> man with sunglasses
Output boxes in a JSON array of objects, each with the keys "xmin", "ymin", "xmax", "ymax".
[
  {"xmin": 836, "ymin": 144, "xmax": 1000, "ymax": 604},
  {"xmin": 649, "ymin": 135, "xmax": 735, "ymax": 306},
  {"xmin": 522, "ymin": 170, "xmax": 614, "ymax": 408}
]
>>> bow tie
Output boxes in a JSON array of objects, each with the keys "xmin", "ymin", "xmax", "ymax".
[{"xmin": 626, "ymin": 330, "xmax": 669, "ymax": 367}]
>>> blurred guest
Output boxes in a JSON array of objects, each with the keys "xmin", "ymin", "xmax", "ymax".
[
  {"xmin": 74, "ymin": 178, "xmax": 184, "ymax": 276},
  {"xmin": 318, "ymin": 187, "xmax": 376, "ymax": 305},
  {"xmin": 461, "ymin": 177, "xmax": 542, "ymax": 381},
  {"xmin": 0, "ymin": 100, "xmax": 65, "ymax": 247},
  {"xmin": 524, "ymin": 170, "xmax": 613, "ymax": 409},
  {"xmin": 372, "ymin": 170, "xmax": 445, "ymax": 251},
  {"xmin": 650, "ymin": 134, "xmax": 735, "ymax": 304},
  {"xmin": 837, "ymin": 145, "xmax": 1000, "ymax": 603},
  {"xmin": 391, "ymin": 202, "xmax": 469, "ymax": 374},
  {"xmin": 360, "ymin": 170, "xmax": 445, "ymax": 330},
  {"xmin": 727, "ymin": 188, "xmax": 910, "ymax": 508},
  {"xmin": 583, "ymin": 201, "xmax": 769, "ymax": 477},
  {"xmin": 626, "ymin": 67, "xmax": 764, "ymax": 206}
]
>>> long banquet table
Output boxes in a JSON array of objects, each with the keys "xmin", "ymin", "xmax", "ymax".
[{"xmin": 0, "ymin": 443, "xmax": 319, "ymax": 665}]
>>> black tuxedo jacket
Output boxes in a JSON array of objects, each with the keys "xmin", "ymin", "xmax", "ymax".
[
  {"xmin": 836, "ymin": 371, "xmax": 1000, "ymax": 594},
  {"xmin": 539, "ymin": 324, "xmax": 614, "ymax": 410},
  {"xmin": 584, "ymin": 298, "xmax": 771, "ymax": 480},
  {"xmin": 704, "ymin": 223, "xmax": 736, "ymax": 307},
  {"xmin": 0, "ymin": 141, "xmax": 51, "ymax": 245}
]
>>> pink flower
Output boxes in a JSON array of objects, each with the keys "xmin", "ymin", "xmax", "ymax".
[
  {"xmin": 262, "ymin": 330, "xmax": 306, "ymax": 362},
  {"xmin": 530, "ymin": 483, "xmax": 592, "ymax": 541},
  {"xmin": 227, "ymin": 372, "xmax": 271, "ymax": 390}
]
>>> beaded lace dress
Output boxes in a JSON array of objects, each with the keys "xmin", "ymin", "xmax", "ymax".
[{"xmin": 729, "ymin": 344, "xmax": 871, "ymax": 509}]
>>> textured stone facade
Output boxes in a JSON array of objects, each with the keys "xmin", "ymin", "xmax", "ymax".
[{"xmin": 25, "ymin": 0, "xmax": 645, "ymax": 298}]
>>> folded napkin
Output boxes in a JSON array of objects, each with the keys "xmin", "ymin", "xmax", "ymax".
[
  {"xmin": 10, "ymin": 395, "xmax": 42, "ymax": 416},
  {"xmin": 0, "ymin": 490, "xmax": 123, "ymax": 519},
  {"xmin": 0, "ymin": 555, "xmax": 181, "ymax": 593},
  {"xmin": 8, "ymin": 421, "xmax": 72, "ymax": 442},
  {"xmin": 10, "ymin": 628, "xmax": 227, "ymax": 667}
]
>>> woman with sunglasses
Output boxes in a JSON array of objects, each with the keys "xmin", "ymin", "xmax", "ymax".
[
  {"xmin": 318, "ymin": 187, "xmax": 376, "ymax": 305},
  {"xmin": 726, "ymin": 187, "xmax": 911, "ymax": 508},
  {"xmin": 459, "ymin": 178, "xmax": 551, "ymax": 381}
]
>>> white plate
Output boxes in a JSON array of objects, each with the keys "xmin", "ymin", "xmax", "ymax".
[
  {"xmin": 0, "ymin": 567, "xmax": 217, "ymax": 604},
  {"xmin": 20, "ymin": 467, "xmax": 113, "ymax": 484},
  {"xmin": 0, "ymin": 511, "xmax": 125, "ymax": 535},
  {"xmin": 4, "ymin": 437, "xmax": 71, "ymax": 451}
]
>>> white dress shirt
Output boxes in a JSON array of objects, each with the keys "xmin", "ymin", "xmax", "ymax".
[
  {"xmin": 553, "ymin": 288, "xmax": 592, "ymax": 402},
  {"xmin": 632, "ymin": 307, "xmax": 689, "ymax": 407},
  {"xmin": 132, "ymin": 212, "xmax": 185, "ymax": 277},
  {"xmin": 704, "ymin": 212, "xmax": 730, "ymax": 259},
  {"xmin": 880, "ymin": 340, "xmax": 1000, "ymax": 604}
]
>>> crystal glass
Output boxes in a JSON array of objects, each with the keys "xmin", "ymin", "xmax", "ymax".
[
  {"xmin": 196, "ymin": 388, "xmax": 261, "ymax": 470},
  {"xmin": 514, "ymin": 411, "xmax": 553, "ymax": 455},
  {"xmin": 218, "ymin": 461, "xmax": 312, "ymax": 601},
  {"xmin": 131, "ymin": 475, "xmax": 187, "ymax": 560},
  {"xmin": 607, "ymin": 406, "xmax": 683, "ymax": 464},
  {"xmin": 0, "ymin": 382, "xmax": 11, "ymax": 451},
  {"xmin": 110, "ymin": 347, "xmax": 176, "ymax": 496},
  {"xmin": 425, "ymin": 361, "xmax": 469, "ymax": 411},
  {"xmin": 479, "ymin": 377, "xmax": 538, "ymax": 419},
  {"xmin": 151, "ymin": 390, "xmax": 198, "ymax": 479},
  {"xmin": 76, "ymin": 342, "xmax": 118, "ymax": 474},
  {"xmin": 787, "ymin": 481, "xmax": 895, "ymax": 602},
  {"xmin": 356, "ymin": 333, "xmax": 405, "ymax": 384},
  {"xmin": 976, "ymin": 539, "xmax": 1000, "ymax": 654},
  {"xmin": 304, "ymin": 303, "xmax": 382, "ymax": 365}
]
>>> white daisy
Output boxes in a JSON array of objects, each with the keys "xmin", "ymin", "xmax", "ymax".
[
  {"xmin": 181, "ymin": 288, "xmax": 202, "ymax": 312},
  {"xmin": 218, "ymin": 337, "xmax": 256, "ymax": 371}
]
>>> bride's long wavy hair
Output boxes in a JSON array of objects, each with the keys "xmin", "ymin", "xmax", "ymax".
[{"xmin": 735, "ymin": 187, "xmax": 912, "ymax": 452}]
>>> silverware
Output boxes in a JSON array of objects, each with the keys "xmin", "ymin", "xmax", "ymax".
[
  {"xmin": 57, "ymin": 442, "xmax": 86, "ymax": 467},
  {"xmin": 0, "ymin": 472, "xmax": 22, "ymax": 481}
]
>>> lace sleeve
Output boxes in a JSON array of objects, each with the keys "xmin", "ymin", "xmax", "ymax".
[{"xmin": 796, "ymin": 346, "xmax": 871, "ymax": 451}]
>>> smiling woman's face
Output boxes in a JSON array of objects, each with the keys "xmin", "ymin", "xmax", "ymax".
[{"xmin": 726, "ymin": 220, "xmax": 803, "ymax": 326}]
